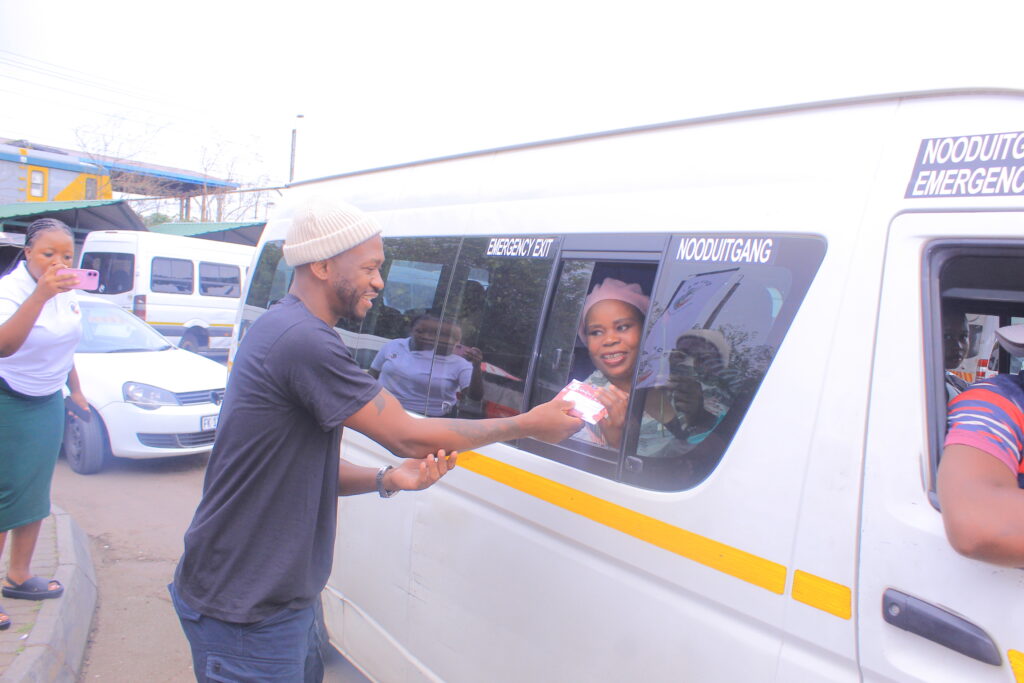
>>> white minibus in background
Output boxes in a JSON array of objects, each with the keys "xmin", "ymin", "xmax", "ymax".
[
  {"xmin": 80, "ymin": 230, "xmax": 253, "ymax": 356},
  {"xmin": 231, "ymin": 89, "xmax": 1024, "ymax": 682}
]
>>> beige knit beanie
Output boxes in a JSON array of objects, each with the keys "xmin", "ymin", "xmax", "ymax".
[{"xmin": 282, "ymin": 195, "xmax": 383, "ymax": 266}]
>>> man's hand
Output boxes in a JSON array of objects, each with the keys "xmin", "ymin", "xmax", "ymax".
[
  {"xmin": 521, "ymin": 399, "xmax": 585, "ymax": 444},
  {"xmin": 385, "ymin": 449, "xmax": 458, "ymax": 492}
]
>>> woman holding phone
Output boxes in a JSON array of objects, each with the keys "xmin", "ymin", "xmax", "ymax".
[{"xmin": 0, "ymin": 217, "xmax": 88, "ymax": 629}]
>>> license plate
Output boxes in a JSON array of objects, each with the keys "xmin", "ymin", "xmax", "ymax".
[{"xmin": 201, "ymin": 415, "xmax": 218, "ymax": 431}]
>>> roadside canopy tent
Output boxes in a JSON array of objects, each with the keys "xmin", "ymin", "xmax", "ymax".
[
  {"xmin": 148, "ymin": 221, "xmax": 266, "ymax": 246},
  {"xmin": 0, "ymin": 199, "xmax": 145, "ymax": 233}
]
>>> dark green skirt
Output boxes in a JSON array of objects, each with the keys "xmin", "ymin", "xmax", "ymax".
[{"xmin": 0, "ymin": 380, "xmax": 64, "ymax": 533}]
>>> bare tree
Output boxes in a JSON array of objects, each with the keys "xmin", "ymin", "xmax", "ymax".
[{"xmin": 73, "ymin": 119, "xmax": 278, "ymax": 224}]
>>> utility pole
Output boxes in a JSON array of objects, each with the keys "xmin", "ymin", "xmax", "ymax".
[{"xmin": 289, "ymin": 114, "xmax": 304, "ymax": 183}]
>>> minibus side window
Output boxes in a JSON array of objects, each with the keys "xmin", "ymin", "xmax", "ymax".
[
  {"xmin": 929, "ymin": 249, "xmax": 1024, "ymax": 500},
  {"xmin": 82, "ymin": 252, "xmax": 134, "ymax": 295},
  {"xmin": 151, "ymin": 257, "xmax": 193, "ymax": 294},
  {"xmin": 520, "ymin": 234, "xmax": 824, "ymax": 488},
  {"xmin": 238, "ymin": 240, "xmax": 293, "ymax": 344},
  {"xmin": 435, "ymin": 236, "xmax": 559, "ymax": 419},
  {"xmin": 245, "ymin": 241, "xmax": 293, "ymax": 311},
  {"xmin": 622, "ymin": 235, "xmax": 825, "ymax": 490},
  {"xmin": 524, "ymin": 258, "xmax": 659, "ymax": 476},
  {"xmin": 354, "ymin": 236, "xmax": 461, "ymax": 412},
  {"xmin": 199, "ymin": 262, "xmax": 241, "ymax": 298}
]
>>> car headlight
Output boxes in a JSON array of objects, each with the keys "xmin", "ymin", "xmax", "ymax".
[{"xmin": 123, "ymin": 382, "xmax": 179, "ymax": 410}]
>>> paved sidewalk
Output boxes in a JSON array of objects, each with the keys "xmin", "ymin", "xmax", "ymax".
[{"xmin": 0, "ymin": 507, "xmax": 97, "ymax": 682}]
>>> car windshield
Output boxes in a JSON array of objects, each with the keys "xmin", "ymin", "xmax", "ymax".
[{"xmin": 77, "ymin": 301, "xmax": 173, "ymax": 353}]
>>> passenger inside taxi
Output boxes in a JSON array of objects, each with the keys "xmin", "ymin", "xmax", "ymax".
[
  {"xmin": 942, "ymin": 303, "xmax": 970, "ymax": 401},
  {"xmin": 572, "ymin": 278, "xmax": 671, "ymax": 450},
  {"xmin": 571, "ymin": 278, "xmax": 731, "ymax": 456},
  {"xmin": 938, "ymin": 323, "xmax": 1024, "ymax": 566}
]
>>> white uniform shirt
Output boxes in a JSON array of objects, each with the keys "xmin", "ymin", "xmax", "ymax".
[
  {"xmin": 371, "ymin": 337, "xmax": 473, "ymax": 417},
  {"xmin": 0, "ymin": 262, "xmax": 82, "ymax": 396}
]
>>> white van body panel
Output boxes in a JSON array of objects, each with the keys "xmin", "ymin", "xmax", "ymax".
[
  {"xmin": 80, "ymin": 230, "xmax": 253, "ymax": 350},
  {"xmin": 230, "ymin": 90, "xmax": 1024, "ymax": 681}
]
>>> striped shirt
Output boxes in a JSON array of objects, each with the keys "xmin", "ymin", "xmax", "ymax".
[{"xmin": 945, "ymin": 373, "xmax": 1024, "ymax": 485}]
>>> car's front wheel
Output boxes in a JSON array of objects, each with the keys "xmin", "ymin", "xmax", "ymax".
[{"xmin": 61, "ymin": 408, "xmax": 110, "ymax": 475}]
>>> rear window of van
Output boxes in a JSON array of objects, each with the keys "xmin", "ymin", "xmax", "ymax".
[{"xmin": 80, "ymin": 252, "xmax": 135, "ymax": 295}]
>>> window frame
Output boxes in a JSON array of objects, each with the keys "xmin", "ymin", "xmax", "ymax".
[
  {"xmin": 519, "ymin": 232, "xmax": 825, "ymax": 491},
  {"xmin": 150, "ymin": 256, "xmax": 195, "ymax": 295},
  {"xmin": 198, "ymin": 261, "xmax": 242, "ymax": 298},
  {"xmin": 28, "ymin": 168, "xmax": 47, "ymax": 199},
  {"xmin": 924, "ymin": 241, "xmax": 1024, "ymax": 507},
  {"xmin": 517, "ymin": 235, "xmax": 668, "ymax": 478}
]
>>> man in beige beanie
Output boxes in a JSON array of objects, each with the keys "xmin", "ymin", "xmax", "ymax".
[{"xmin": 172, "ymin": 195, "xmax": 583, "ymax": 682}]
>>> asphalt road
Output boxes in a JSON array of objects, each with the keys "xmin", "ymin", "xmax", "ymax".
[{"xmin": 51, "ymin": 452, "xmax": 368, "ymax": 682}]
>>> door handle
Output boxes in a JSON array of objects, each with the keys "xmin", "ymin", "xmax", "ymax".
[{"xmin": 882, "ymin": 588, "xmax": 1001, "ymax": 666}]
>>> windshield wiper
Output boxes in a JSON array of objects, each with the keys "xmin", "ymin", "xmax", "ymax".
[{"xmin": 105, "ymin": 347, "xmax": 166, "ymax": 353}]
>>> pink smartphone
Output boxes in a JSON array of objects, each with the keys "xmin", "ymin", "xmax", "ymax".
[{"xmin": 57, "ymin": 268, "xmax": 100, "ymax": 291}]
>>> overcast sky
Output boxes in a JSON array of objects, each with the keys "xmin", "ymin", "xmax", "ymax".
[{"xmin": 2, "ymin": 0, "xmax": 1024, "ymax": 187}]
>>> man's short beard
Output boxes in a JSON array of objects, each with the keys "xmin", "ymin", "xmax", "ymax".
[{"xmin": 333, "ymin": 275, "xmax": 366, "ymax": 321}]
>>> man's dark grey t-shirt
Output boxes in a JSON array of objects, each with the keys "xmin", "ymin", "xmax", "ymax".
[{"xmin": 174, "ymin": 294, "xmax": 381, "ymax": 623}]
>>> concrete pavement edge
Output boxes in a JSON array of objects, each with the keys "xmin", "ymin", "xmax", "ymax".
[{"xmin": 0, "ymin": 506, "xmax": 97, "ymax": 683}]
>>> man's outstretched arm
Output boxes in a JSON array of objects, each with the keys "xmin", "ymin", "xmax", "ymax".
[{"xmin": 344, "ymin": 388, "xmax": 583, "ymax": 460}]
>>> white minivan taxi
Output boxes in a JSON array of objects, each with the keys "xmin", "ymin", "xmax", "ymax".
[
  {"xmin": 79, "ymin": 230, "xmax": 253, "ymax": 355},
  {"xmin": 230, "ymin": 89, "xmax": 1024, "ymax": 682}
]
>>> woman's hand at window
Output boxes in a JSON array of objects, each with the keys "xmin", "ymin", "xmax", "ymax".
[{"xmin": 596, "ymin": 384, "xmax": 630, "ymax": 449}]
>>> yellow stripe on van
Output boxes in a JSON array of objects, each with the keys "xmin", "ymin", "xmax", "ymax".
[
  {"xmin": 1009, "ymin": 649, "xmax": 1024, "ymax": 682},
  {"xmin": 458, "ymin": 451, "xmax": 787, "ymax": 594},
  {"xmin": 791, "ymin": 570, "xmax": 851, "ymax": 619}
]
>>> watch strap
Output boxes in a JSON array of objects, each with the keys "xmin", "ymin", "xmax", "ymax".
[{"xmin": 376, "ymin": 465, "xmax": 398, "ymax": 498}]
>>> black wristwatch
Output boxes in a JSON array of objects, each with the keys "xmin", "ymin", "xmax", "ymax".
[{"xmin": 376, "ymin": 465, "xmax": 399, "ymax": 498}]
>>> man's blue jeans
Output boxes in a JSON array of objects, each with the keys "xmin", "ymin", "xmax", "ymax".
[{"xmin": 169, "ymin": 582, "xmax": 324, "ymax": 682}]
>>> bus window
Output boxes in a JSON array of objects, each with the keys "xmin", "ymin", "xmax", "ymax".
[
  {"xmin": 81, "ymin": 252, "xmax": 135, "ymax": 295},
  {"xmin": 151, "ymin": 257, "xmax": 194, "ymax": 294},
  {"xmin": 199, "ymin": 262, "xmax": 242, "ymax": 298},
  {"xmin": 622, "ymin": 234, "xmax": 826, "ymax": 490},
  {"xmin": 525, "ymin": 257, "xmax": 659, "ymax": 477},
  {"xmin": 238, "ymin": 241, "xmax": 293, "ymax": 344},
  {"xmin": 245, "ymin": 241, "xmax": 292, "ymax": 311},
  {"xmin": 436, "ymin": 235, "xmax": 560, "ymax": 419},
  {"xmin": 520, "ymin": 234, "xmax": 824, "ymax": 488},
  {"xmin": 929, "ymin": 248, "xmax": 1024, "ymax": 500},
  {"xmin": 357, "ymin": 236, "xmax": 460, "ymax": 406}
]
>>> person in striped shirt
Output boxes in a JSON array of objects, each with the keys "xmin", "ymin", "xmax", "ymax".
[{"xmin": 939, "ymin": 324, "xmax": 1024, "ymax": 566}]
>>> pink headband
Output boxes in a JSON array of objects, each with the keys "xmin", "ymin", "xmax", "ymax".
[{"xmin": 578, "ymin": 278, "xmax": 650, "ymax": 343}]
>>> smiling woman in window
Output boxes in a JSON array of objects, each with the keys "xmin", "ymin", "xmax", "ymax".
[{"xmin": 574, "ymin": 278, "xmax": 678, "ymax": 451}]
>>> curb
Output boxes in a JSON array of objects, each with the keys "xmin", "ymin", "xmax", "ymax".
[{"xmin": 0, "ymin": 507, "xmax": 97, "ymax": 683}]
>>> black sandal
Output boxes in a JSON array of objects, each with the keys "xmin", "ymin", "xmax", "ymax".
[
  {"xmin": 2, "ymin": 576, "xmax": 63, "ymax": 601},
  {"xmin": 0, "ymin": 604, "xmax": 9, "ymax": 631}
]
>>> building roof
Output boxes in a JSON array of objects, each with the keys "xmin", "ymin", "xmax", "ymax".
[
  {"xmin": 102, "ymin": 159, "xmax": 240, "ymax": 195},
  {"xmin": 148, "ymin": 221, "xmax": 265, "ymax": 246},
  {"xmin": 0, "ymin": 200, "xmax": 145, "ymax": 231}
]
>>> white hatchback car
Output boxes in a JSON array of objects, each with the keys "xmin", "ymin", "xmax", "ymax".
[{"xmin": 60, "ymin": 296, "xmax": 228, "ymax": 474}]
